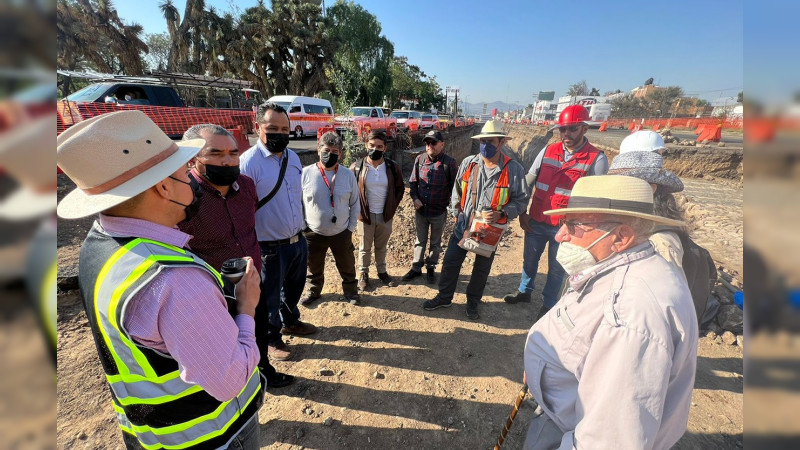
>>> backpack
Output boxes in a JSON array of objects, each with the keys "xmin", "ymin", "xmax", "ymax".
[{"xmin": 677, "ymin": 231, "xmax": 719, "ymax": 328}]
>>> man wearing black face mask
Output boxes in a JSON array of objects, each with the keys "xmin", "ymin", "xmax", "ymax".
[
  {"xmin": 241, "ymin": 102, "xmax": 318, "ymax": 364},
  {"xmin": 349, "ymin": 130, "xmax": 405, "ymax": 291},
  {"xmin": 299, "ymin": 132, "xmax": 361, "ymax": 305},
  {"xmin": 178, "ymin": 123, "xmax": 295, "ymax": 388}
]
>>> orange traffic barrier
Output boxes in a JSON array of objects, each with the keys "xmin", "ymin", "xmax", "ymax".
[
  {"xmin": 694, "ymin": 124, "xmax": 706, "ymax": 135},
  {"xmin": 226, "ymin": 125, "xmax": 250, "ymax": 152},
  {"xmin": 598, "ymin": 121, "xmax": 608, "ymax": 132},
  {"xmin": 628, "ymin": 121, "xmax": 636, "ymax": 131},
  {"xmin": 651, "ymin": 123, "xmax": 661, "ymax": 132},
  {"xmin": 696, "ymin": 123, "xmax": 722, "ymax": 142}
]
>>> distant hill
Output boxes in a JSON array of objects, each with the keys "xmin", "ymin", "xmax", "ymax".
[{"xmin": 462, "ymin": 100, "xmax": 527, "ymax": 115}]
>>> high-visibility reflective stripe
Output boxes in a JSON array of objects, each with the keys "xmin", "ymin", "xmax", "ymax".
[
  {"xmin": 95, "ymin": 239, "xmax": 149, "ymax": 377},
  {"xmin": 569, "ymin": 163, "xmax": 591, "ymax": 171},
  {"xmin": 42, "ymin": 260, "xmax": 57, "ymax": 347},
  {"xmin": 119, "ymin": 370, "xmax": 262, "ymax": 450},
  {"xmin": 535, "ymin": 182, "xmax": 550, "ymax": 191},
  {"xmin": 554, "ymin": 187, "xmax": 572, "ymax": 196},
  {"xmin": 542, "ymin": 157, "xmax": 562, "ymax": 168},
  {"xmin": 109, "ymin": 376, "xmax": 204, "ymax": 406}
]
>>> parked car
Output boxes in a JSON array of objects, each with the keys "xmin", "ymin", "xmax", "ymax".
[
  {"xmin": 437, "ymin": 114, "xmax": 453, "ymax": 129},
  {"xmin": 419, "ymin": 113, "xmax": 439, "ymax": 130},
  {"xmin": 267, "ymin": 95, "xmax": 334, "ymax": 138},
  {"xmin": 454, "ymin": 115, "xmax": 467, "ymax": 127},
  {"xmin": 66, "ymin": 82, "xmax": 184, "ymax": 107},
  {"xmin": 390, "ymin": 110, "xmax": 422, "ymax": 132},
  {"xmin": 334, "ymin": 106, "xmax": 398, "ymax": 139}
]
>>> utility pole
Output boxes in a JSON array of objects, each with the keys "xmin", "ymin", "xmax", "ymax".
[{"xmin": 454, "ymin": 89, "xmax": 458, "ymax": 116}]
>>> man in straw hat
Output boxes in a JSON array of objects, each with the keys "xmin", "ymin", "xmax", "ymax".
[
  {"xmin": 422, "ymin": 120, "xmax": 529, "ymax": 320},
  {"xmin": 57, "ymin": 111, "xmax": 266, "ymax": 449},
  {"xmin": 504, "ymin": 105, "xmax": 608, "ymax": 319},
  {"xmin": 522, "ymin": 174, "xmax": 697, "ymax": 449}
]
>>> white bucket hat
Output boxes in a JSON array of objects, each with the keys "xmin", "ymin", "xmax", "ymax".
[
  {"xmin": 57, "ymin": 110, "xmax": 204, "ymax": 219},
  {"xmin": 543, "ymin": 175, "xmax": 685, "ymax": 227},
  {"xmin": 608, "ymin": 151, "xmax": 684, "ymax": 193},
  {"xmin": 0, "ymin": 116, "xmax": 56, "ymax": 219},
  {"xmin": 471, "ymin": 120, "xmax": 512, "ymax": 140}
]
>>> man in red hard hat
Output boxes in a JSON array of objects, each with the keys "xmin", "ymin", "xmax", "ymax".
[{"xmin": 503, "ymin": 105, "xmax": 608, "ymax": 319}]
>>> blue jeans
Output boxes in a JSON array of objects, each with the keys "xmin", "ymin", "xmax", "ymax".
[
  {"xmin": 257, "ymin": 236, "xmax": 307, "ymax": 354},
  {"xmin": 518, "ymin": 220, "xmax": 565, "ymax": 309},
  {"xmin": 225, "ymin": 415, "xmax": 261, "ymax": 450},
  {"xmin": 437, "ymin": 214, "xmax": 496, "ymax": 308}
]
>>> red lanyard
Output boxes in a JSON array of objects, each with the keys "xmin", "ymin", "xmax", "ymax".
[{"xmin": 317, "ymin": 162, "xmax": 338, "ymax": 208}]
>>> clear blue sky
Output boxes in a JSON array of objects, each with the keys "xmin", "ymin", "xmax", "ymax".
[{"xmin": 116, "ymin": 0, "xmax": 743, "ymax": 106}]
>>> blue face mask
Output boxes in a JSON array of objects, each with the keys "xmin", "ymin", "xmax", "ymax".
[{"xmin": 480, "ymin": 141, "xmax": 498, "ymax": 158}]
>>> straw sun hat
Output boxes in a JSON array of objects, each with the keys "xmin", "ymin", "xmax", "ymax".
[
  {"xmin": 543, "ymin": 175, "xmax": 685, "ymax": 227},
  {"xmin": 56, "ymin": 110, "xmax": 204, "ymax": 219},
  {"xmin": 471, "ymin": 120, "xmax": 512, "ymax": 140}
]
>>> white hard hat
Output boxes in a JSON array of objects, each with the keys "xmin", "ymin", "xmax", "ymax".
[{"xmin": 619, "ymin": 130, "xmax": 666, "ymax": 154}]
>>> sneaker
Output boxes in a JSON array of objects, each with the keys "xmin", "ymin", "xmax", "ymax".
[
  {"xmin": 266, "ymin": 372, "xmax": 295, "ymax": 389},
  {"xmin": 503, "ymin": 291, "xmax": 531, "ymax": 304},
  {"xmin": 280, "ymin": 320, "xmax": 318, "ymax": 336},
  {"xmin": 465, "ymin": 306, "xmax": 480, "ymax": 320},
  {"xmin": 344, "ymin": 293, "xmax": 361, "ymax": 305},
  {"xmin": 299, "ymin": 293, "xmax": 321, "ymax": 306},
  {"xmin": 426, "ymin": 267, "xmax": 436, "ymax": 284},
  {"xmin": 423, "ymin": 296, "xmax": 452, "ymax": 311},
  {"xmin": 401, "ymin": 269, "xmax": 422, "ymax": 281},
  {"xmin": 377, "ymin": 272, "xmax": 397, "ymax": 287},
  {"xmin": 268, "ymin": 341, "xmax": 292, "ymax": 361},
  {"xmin": 358, "ymin": 272, "xmax": 369, "ymax": 290}
]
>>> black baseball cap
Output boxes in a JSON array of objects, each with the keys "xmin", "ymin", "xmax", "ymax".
[{"xmin": 423, "ymin": 130, "xmax": 444, "ymax": 143}]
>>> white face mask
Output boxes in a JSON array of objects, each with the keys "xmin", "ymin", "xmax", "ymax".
[{"xmin": 556, "ymin": 230, "xmax": 613, "ymax": 276}]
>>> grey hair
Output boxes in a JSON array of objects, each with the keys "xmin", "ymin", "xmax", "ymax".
[
  {"xmin": 602, "ymin": 214, "xmax": 655, "ymax": 244},
  {"xmin": 318, "ymin": 131, "xmax": 343, "ymax": 149},
  {"xmin": 183, "ymin": 124, "xmax": 233, "ymax": 141}
]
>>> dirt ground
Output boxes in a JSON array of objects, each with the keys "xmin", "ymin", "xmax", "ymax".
[{"xmin": 55, "ymin": 187, "xmax": 743, "ymax": 449}]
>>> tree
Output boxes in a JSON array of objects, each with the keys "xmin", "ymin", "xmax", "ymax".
[
  {"xmin": 737, "ymin": 91, "xmax": 743, "ymax": 103},
  {"xmin": 327, "ymin": 0, "xmax": 394, "ymax": 106},
  {"xmin": 589, "ymin": 87, "xmax": 600, "ymax": 96},
  {"xmin": 144, "ymin": 32, "xmax": 170, "ymax": 71},
  {"xmin": 647, "ymin": 86, "xmax": 683, "ymax": 116},
  {"xmin": 644, "ymin": 77, "xmax": 654, "ymax": 86},
  {"xmin": 57, "ymin": 0, "xmax": 149, "ymax": 94},
  {"xmin": 696, "ymin": 99, "xmax": 710, "ymax": 107},
  {"xmin": 567, "ymin": 80, "xmax": 588, "ymax": 96},
  {"xmin": 387, "ymin": 56, "xmax": 442, "ymax": 111},
  {"xmin": 610, "ymin": 94, "xmax": 648, "ymax": 118}
]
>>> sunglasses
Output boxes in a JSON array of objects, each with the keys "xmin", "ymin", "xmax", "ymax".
[
  {"xmin": 558, "ymin": 125, "xmax": 582, "ymax": 133},
  {"xmin": 558, "ymin": 218, "xmax": 621, "ymax": 235}
]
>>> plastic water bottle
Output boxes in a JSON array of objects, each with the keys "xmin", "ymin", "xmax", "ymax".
[{"xmin": 733, "ymin": 291, "xmax": 743, "ymax": 310}]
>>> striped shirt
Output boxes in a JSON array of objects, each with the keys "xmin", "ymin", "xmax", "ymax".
[{"xmin": 99, "ymin": 214, "xmax": 260, "ymax": 402}]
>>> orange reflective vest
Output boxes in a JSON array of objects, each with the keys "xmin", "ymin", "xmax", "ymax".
[
  {"xmin": 530, "ymin": 142, "xmax": 602, "ymax": 226},
  {"xmin": 460, "ymin": 154, "xmax": 512, "ymax": 224}
]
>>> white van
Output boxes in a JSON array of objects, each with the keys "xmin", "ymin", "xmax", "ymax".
[{"xmin": 266, "ymin": 95, "xmax": 335, "ymax": 138}]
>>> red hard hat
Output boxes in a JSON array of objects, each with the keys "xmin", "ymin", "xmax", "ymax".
[{"xmin": 557, "ymin": 105, "xmax": 590, "ymax": 127}]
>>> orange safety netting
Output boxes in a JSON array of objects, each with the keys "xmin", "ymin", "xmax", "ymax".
[
  {"xmin": 56, "ymin": 100, "xmax": 256, "ymax": 138},
  {"xmin": 605, "ymin": 117, "xmax": 742, "ymax": 131}
]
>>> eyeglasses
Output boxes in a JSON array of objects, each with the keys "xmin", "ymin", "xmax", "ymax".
[
  {"xmin": 558, "ymin": 125, "xmax": 581, "ymax": 133},
  {"xmin": 558, "ymin": 218, "xmax": 621, "ymax": 235}
]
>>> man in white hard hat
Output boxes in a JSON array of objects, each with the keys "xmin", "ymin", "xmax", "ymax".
[
  {"xmin": 422, "ymin": 120, "xmax": 529, "ymax": 320},
  {"xmin": 523, "ymin": 175, "xmax": 697, "ymax": 449},
  {"xmin": 57, "ymin": 111, "xmax": 265, "ymax": 449}
]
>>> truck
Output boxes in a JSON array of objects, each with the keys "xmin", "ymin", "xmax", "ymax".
[
  {"xmin": 57, "ymin": 71, "xmax": 262, "ymax": 143},
  {"xmin": 555, "ymin": 96, "xmax": 612, "ymax": 127},
  {"xmin": 334, "ymin": 106, "xmax": 398, "ymax": 139}
]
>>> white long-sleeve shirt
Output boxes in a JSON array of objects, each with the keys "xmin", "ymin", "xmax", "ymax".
[{"xmin": 524, "ymin": 242, "xmax": 698, "ymax": 449}]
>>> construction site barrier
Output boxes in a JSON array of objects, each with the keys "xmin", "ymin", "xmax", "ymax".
[
  {"xmin": 56, "ymin": 100, "xmax": 256, "ymax": 138},
  {"xmin": 696, "ymin": 123, "xmax": 722, "ymax": 142},
  {"xmin": 606, "ymin": 117, "xmax": 741, "ymax": 131},
  {"xmin": 598, "ymin": 121, "xmax": 608, "ymax": 132}
]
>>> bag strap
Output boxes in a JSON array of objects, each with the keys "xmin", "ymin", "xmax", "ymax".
[
  {"xmin": 256, "ymin": 152, "xmax": 289, "ymax": 211},
  {"xmin": 469, "ymin": 161, "xmax": 480, "ymax": 211}
]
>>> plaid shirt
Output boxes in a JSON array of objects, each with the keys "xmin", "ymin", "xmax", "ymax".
[{"xmin": 409, "ymin": 152, "xmax": 458, "ymax": 217}]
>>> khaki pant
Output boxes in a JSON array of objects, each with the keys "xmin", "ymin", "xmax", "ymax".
[{"xmin": 357, "ymin": 212, "xmax": 393, "ymax": 274}]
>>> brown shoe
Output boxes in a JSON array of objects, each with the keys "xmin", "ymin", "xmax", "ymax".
[
  {"xmin": 280, "ymin": 320, "xmax": 318, "ymax": 336},
  {"xmin": 268, "ymin": 341, "xmax": 292, "ymax": 361}
]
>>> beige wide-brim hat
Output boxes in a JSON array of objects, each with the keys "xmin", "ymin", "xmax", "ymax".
[
  {"xmin": 0, "ymin": 116, "xmax": 56, "ymax": 219},
  {"xmin": 57, "ymin": 110, "xmax": 204, "ymax": 219},
  {"xmin": 543, "ymin": 174, "xmax": 685, "ymax": 227},
  {"xmin": 471, "ymin": 120, "xmax": 512, "ymax": 140}
]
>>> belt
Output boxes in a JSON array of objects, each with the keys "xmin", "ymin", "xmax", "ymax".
[{"xmin": 259, "ymin": 232, "xmax": 301, "ymax": 247}]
